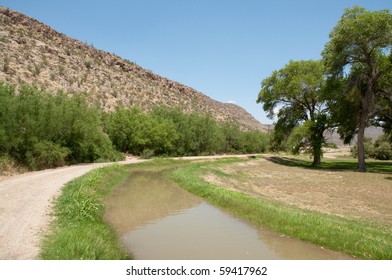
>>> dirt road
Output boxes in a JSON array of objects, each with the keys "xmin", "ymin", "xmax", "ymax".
[{"xmin": 0, "ymin": 158, "xmax": 143, "ymax": 260}]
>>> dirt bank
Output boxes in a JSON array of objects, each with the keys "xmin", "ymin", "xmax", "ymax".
[{"xmin": 204, "ymin": 157, "xmax": 392, "ymax": 227}]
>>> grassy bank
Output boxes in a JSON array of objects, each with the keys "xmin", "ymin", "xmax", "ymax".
[
  {"xmin": 40, "ymin": 157, "xmax": 392, "ymax": 259},
  {"xmin": 39, "ymin": 159, "xmax": 184, "ymax": 259},
  {"xmin": 39, "ymin": 164, "xmax": 132, "ymax": 260},
  {"xmin": 168, "ymin": 158, "xmax": 392, "ymax": 259}
]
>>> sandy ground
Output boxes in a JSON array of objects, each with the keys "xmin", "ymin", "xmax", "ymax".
[
  {"xmin": 0, "ymin": 157, "xmax": 144, "ymax": 260},
  {"xmin": 203, "ymin": 157, "xmax": 392, "ymax": 228}
]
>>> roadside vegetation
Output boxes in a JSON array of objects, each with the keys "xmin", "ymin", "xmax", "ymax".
[
  {"xmin": 39, "ymin": 159, "xmax": 183, "ymax": 260},
  {"xmin": 104, "ymin": 105, "xmax": 270, "ymax": 158},
  {"xmin": 40, "ymin": 164, "xmax": 132, "ymax": 259},
  {"xmin": 0, "ymin": 81, "xmax": 270, "ymax": 174},
  {"xmin": 0, "ymin": 82, "xmax": 123, "ymax": 171}
]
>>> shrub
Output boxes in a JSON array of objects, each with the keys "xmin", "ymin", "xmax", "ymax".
[
  {"xmin": 351, "ymin": 134, "xmax": 392, "ymax": 160},
  {"xmin": 25, "ymin": 141, "xmax": 70, "ymax": 170},
  {"xmin": 0, "ymin": 155, "xmax": 25, "ymax": 176},
  {"xmin": 0, "ymin": 82, "xmax": 122, "ymax": 170},
  {"xmin": 374, "ymin": 142, "xmax": 392, "ymax": 160},
  {"xmin": 351, "ymin": 137, "xmax": 374, "ymax": 159}
]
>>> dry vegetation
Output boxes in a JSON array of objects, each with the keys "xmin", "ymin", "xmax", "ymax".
[{"xmin": 203, "ymin": 157, "xmax": 392, "ymax": 227}]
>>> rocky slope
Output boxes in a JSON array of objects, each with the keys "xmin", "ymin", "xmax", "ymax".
[{"xmin": 0, "ymin": 6, "xmax": 268, "ymax": 132}]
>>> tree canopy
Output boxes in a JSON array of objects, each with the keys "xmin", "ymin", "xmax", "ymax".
[
  {"xmin": 257, "ymin": 59, "xmax": 330, "ymax": 165},
  {"xmin": 322, "ymin": 6, "xmax": 392, "ymax": 171}
]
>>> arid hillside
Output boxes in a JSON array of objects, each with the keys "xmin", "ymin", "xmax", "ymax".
[{"xmin": 0, "ymin": 6, "xmax": 268, "ymax": 132}]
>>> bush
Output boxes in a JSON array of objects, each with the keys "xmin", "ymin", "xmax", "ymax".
[
  {"xmin": 140, "ymin": 148, "xmax": 155, "ymax": 159},
  {"xmin": 351, "ymin": 137, "xmax": 375, "ymax": 159},
  {"xmin": 351, "ymin": 134, "xmax": 392, "ymax": 160},
  {"xmin": 374, "ymin": 142, "xmax": 392, "ymax": 160},
  {"xmin": 0, "ymin": 82, "xmax": 122, "ymax": 170},
  {"xmin": 0, "ymin": 155, "xmax": 25, "ymax": 176},
  {"xmin": 25, "ymin": 141, "xmax": 70, "ymax": 170}
]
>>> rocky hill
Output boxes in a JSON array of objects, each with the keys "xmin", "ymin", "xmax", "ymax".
[{"xmin": 0, "ymin": 6, "xmax": 268, "ymax": 132}]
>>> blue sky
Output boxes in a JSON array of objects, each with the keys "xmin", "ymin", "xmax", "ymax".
[{"xmin": 2, "ymin": 0, "xmax": 392, "ymax": 124}]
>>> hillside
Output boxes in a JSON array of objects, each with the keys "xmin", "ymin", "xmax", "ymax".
[{"xmin": 0, "ymin": 6, "xmax": 267, "ymax": 132}]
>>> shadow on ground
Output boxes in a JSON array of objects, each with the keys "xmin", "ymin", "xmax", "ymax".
[{"xmin": 265, "ymin": 156, "xmax": 392, "ymax": 174}]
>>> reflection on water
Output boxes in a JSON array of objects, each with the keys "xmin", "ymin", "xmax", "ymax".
[{"xmin": 105, "ymin": 171, "xmax": 354, "ymax": 260}]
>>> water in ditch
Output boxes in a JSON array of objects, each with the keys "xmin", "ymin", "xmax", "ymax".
[{"xmin": 104, "ymin": 171, "xmax": 353, "ymax": 260}]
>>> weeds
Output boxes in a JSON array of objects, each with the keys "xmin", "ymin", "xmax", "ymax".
[{"xmin": 39, "ymin": 165, "xmax": 131, "ymax": 259}]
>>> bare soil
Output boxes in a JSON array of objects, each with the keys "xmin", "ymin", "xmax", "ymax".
[{"xmin": 203, "ymin": 157, "xmax": 392, "ymax": 228}]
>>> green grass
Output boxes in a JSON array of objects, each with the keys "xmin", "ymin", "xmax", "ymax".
[
  {"xmin": 39, "ymin": 164, "xmax": 132, "ymax": 260},
  {"xmin": 168, "ymin": 158, "xmax": 392, "ymax": 259}
]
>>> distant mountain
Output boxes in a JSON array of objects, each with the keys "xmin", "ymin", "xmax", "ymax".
[
  {"xmin": 0, "ymin": 6, "xmax": 268, "ymax": 132},
  {"xmin": 325, "ymin": 126, "xmax": 384, "ymax": 147}
]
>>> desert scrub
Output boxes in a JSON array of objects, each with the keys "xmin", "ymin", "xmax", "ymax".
[
  {"xmin": 168, "ymin": 158, "xmax": 392, "ymax": 259},
  {"xmin": 39, "ymin": 164, "xmax": 131, "ymax": 260}
]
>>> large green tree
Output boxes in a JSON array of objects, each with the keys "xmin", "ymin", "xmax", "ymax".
[
  {"xmin": 257, "ymin": 60, "xmax": 329, "ymax": 165},
  {"xmin": 322, "ymin": 6, "xmax": 392, "ymax": 171}
]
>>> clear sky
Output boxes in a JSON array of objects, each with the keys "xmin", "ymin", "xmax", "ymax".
[{"xmin": 2, "ymin": 0, "xmax": 392, "ymax": 124}]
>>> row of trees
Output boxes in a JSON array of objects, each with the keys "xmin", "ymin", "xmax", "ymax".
[
  {"xmin": 0, "ymin": 82, "xmax": 270, "ymax": 170},
  {"xmin": 104, "ymin": 106, "xmax": 270, "ymax": 157},
  {"xmin": 257, "ymin": 6, "xmax": 392, "ymax": 171}
]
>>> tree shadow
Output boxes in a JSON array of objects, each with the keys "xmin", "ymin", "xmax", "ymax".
[
  {"xmin": 266, "ymin": 156, "xmax": 310, "ymax": 168},
  {"xmin": 265, "ymin": 156, "xmax": 392, "ymax": 174}
]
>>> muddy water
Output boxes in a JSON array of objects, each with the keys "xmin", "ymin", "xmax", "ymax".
[{"xmin": 105, "ymin": 171, "xmax": 353, "ymax": 260}]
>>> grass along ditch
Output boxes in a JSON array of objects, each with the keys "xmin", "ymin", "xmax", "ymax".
[
  {"xmin": 40, "ymin": 157, "xmax": 392, "ymax": 259},
  {"xmin": 39, "ymin": 164, "xmax": 131, "ymax": 259},
  {"xmin": 168, "ymin": 157, "xmax": 392, "ymax": 260},
  {"xmin": 39, "ymin": 159, "xmax": 182, "ymax": 260}
]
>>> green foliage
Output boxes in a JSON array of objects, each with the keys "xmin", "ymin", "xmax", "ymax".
[
  {"xmin": 323, "ymin": 6, "xmax": 392, "ymax": 74},
  {"xmin": 351, "ymin": 134, "xmax": 392, "ymax": 160},
  {"xmin": 240, "ymin": 130, "xmax": 270, "ymax": 154},
  {"xmin": 373, "ymin": 134, "xmax": 392, "ymax": 160},
  {"xmin": 40, "ymin": 165, "xmax": 130, "ymax": 259},
  {"xmin": 1, "ymin": 81, "xmax": 269, "ymax": 170},
  {"xmin": 351, "ymin": 137, "xmax": 375, "ymax": 159},
  {"xmin": 286, "ymin": 121, "xmax": 312, "ymax": 154},
  {"xmin": 374, "ymin": 142, "xmax": 392, "ymax": 160},
  {"xmin": 322, "ymin": 6, "xmax": 392, "ymax": 171},
  {"xmin": 257, "ymin": 60, "xmax": 330, "ymax": 165},
  {"xmin": 25, "ymin": 141, "xmax": 70, "ymax": 170},
  {"xmin": 104, "ymin": 107, "xmax": 178, "ymax": 156},
  {"xmin": 105, "ymin": 106, "xmax": 270, "ymax": 157},
  {"xmin": 0, "ymin": 82, "xmax": 122, "ymax": 170}
]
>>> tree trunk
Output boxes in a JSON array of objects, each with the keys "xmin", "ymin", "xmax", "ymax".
[
  {"xmin": 357, "ymin": 103, "xmax": 369, "ymax": 172},
  {"xmin": 311, "ymin": 130, "xmax": 323, "ymax": 166},
  {"xmin": 312, "ymin": 153, "xmax": 321, "ymax": 166}
]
